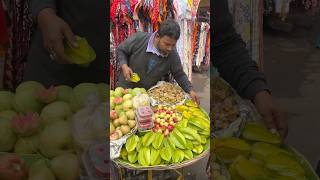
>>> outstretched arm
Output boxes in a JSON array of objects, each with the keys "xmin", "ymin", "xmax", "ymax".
[{"xmin": 213, "ymin": 0, "xmax": 288, "ymax": 139}]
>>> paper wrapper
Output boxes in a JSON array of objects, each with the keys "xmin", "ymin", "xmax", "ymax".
[{"xmin": 147, "ymin": 81, "xmax": 189, "ymax": 106}]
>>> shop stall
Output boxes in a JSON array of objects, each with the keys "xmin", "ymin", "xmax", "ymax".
[{"xmin": 110, "ymin": 82, "xmax": 210, "ymax": 179}]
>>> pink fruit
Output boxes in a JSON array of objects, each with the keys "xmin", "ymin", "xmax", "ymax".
[
  {"xmin": 113, "ymin": 97, "xmax": 123, "ymax": 105},
  {"xmin": 168, "ymin": 125, "xmax": 174, "ymax": 131},
  {"xmin": 11, "ymin": 112, "xmax": 40, "ymax": 137},
  {"xmin": 110, "ymin": 132, "xmax": 119, "ymax": 141},
  {"xmin": 35, "ymin": 85, "xmax": 58, "ymax": 104},
  {"xmin": 123, "ymin": 89, "xmax": 129, "ymax": 94},
  {"xmin": 110, "ymin": 110, "xmax": 118, "ymax": 120}
]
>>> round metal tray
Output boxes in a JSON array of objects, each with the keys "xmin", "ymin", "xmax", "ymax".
[{"xmin": 112, "ymin": 149, "xmax": 209, "ymax": 171}]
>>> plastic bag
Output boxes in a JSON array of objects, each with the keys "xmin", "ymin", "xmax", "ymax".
[
  {"xmin": 82, "ymin": 141, "xmax": 109, "ymax": 179},
  {"xmin": 132, "ymin": 94, "xmax": 151, "ymax": 109},
  {"xmin": 71, "ymin": 103, "xmax": 107, "ymax": 153}
]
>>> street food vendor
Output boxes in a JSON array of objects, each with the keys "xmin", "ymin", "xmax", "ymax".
[
  {"xmin": 213, "ymin": 0, "xmax": 288, "ymax": 139},
  {"xmin": 116, "ymin": 19, "xmax": 200, "ymax": 105}
]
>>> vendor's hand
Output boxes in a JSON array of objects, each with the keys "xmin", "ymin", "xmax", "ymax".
[
  {"xmin": 189, "ymin": 90, "xmax": 200, "ymax": 105},
  {"xmin": 0, "ymin": 154, "xmax": 28, "ymax": 180},
  {"xmin": 37, "ymin": 8, "xmax": 78, "ymax": 64},
  {"xmin": 121, "ymin": 64, "xmax": 133, "ymax": 81},
  {"xmin": 254, "ymin": 90, "xmax": 288, "ymax": 140}
]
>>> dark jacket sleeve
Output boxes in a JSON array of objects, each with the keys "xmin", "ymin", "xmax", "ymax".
[
  {"xmin": 31, "ymin": 0, "xmax": 56, "ymax": 22},
  {"xmin": 170, "ymin": 50, "xmax": 193, "ymax": 93},
  {"xmin": 213, "ymin": 0, "xmax": 270, "ymax": 100},
  {"xmin": 116, "ymin": 32, "xmax": 142, "ymax": 67}
]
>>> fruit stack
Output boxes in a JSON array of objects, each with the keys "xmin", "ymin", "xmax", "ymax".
[
  {"xmin": 0, "ymin": 81, "xmax": 108, "ymax": 180},
  {"xmin": 152, "ymin": 106, "xmax": 182, "ymax": 137},
  {"xmin": 110, "ymin": 87, "xmax": 140, "ymax": 141},
  {"xmin": 136, "ymin": 106, "xmax": 154, "ymax": 131}
]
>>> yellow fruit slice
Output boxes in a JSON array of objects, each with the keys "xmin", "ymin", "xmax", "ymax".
[
  {"xmin": 130, "ymin": 73, "xmax": 140, "ymax": 82},
  {"xmin": 64, "ymin": 36, "xmax": 96, "ymax": 66}
]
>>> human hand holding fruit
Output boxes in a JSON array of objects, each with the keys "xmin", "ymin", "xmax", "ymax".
[
  {"xmin": 37, "ymin": 8, "xmax": 78, "ymax": 64},
  {"xmin": 121, "ymin": 64, "xmax": 134, "ymax": 81},
  {"xmin": 254, "ymin": 90, "xmax": 288, "ymax": 140},
  {"xmin": 189, "ymin": 90, "xmax": 200, "ymax": 105}
]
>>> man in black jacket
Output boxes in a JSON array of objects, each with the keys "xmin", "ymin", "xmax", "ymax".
[
  {"xmin": 213, "ymin": 0, "xmax": 287, "ymax": 138},
  {"xmin": 117, "ymin": 19, "xmax": 200, "ymax": 104}
]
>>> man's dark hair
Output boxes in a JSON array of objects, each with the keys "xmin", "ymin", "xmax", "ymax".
[{"xmin": 157, "ymin": 19, "xmax": 180, "ymax": 40}]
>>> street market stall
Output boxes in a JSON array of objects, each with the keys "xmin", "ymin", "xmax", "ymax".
[
  {"xmin": 109, "ymin": 0, "xmax": 211, "ymax": 177},
  {"xmin": 110, "ymin": 0, "xmax": 210, "ymax": 88},
  {"xmin": 109, "ymin": 82, "xmax": 210, "ymax": 179},
  {"xmin": 210, "ymin": 75, "xmax": 320, "ymax": 180}
]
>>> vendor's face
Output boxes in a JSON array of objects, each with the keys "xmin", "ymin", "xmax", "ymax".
[{"xmin": 156, "ymin": 35, "xmax": 177, "ymax": 56}]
